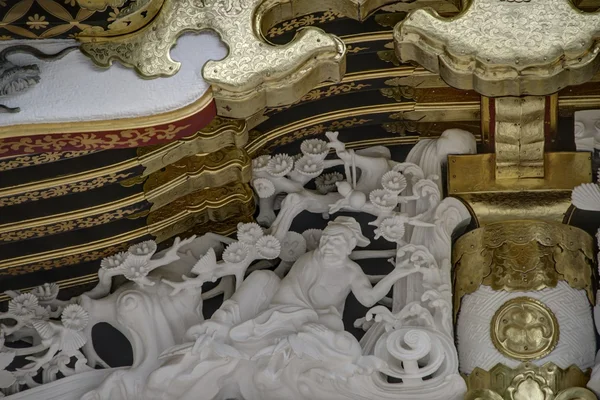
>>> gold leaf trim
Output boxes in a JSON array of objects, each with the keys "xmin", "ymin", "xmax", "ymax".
[
  {"xmin": 0, "ymin": 124, "xmax": 190, "ymax": 156},
  {"xmin": 268, "ymin": 82, "xmax": 371, "ymax": 113},
  {"xmin": 0, "ymin": 150, "xmax": 95, "ymax": 171},
  {"xmin": 0, "ymin": 172, "xmax": 134, "ymax": 207},
  {"xmin": 0, "ymin": 182, "xmax": 253, "ymax": 275},
  {"xmin": 452, "ymin": 221, "xmax": 595, "ymax": 320},
  {"xmin": 464, "ymin": 362, "xmax": 593, "ymax": 400},
  {"xmin": 0, "ymin": 206, "xmax": 145, "ymax": 242},
  {"xmin": 266, "ymin": 10, "xmax": 343, "ymax": 38}
]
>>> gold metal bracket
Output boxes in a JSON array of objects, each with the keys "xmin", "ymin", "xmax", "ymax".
[
  {"xmin": 447, "ymin": 152, "xmax": 592, "ymax": 225},
  {"xmin": 464, "ymin": 362, "xmax": 594, "ymax": 400},
  {"xmin": 77, "ymin": 0, "xmax": 347, "ymax": 119},
  {"xmin": 395, "ymin": 0, "xmax": 600, "ymax": 97}
]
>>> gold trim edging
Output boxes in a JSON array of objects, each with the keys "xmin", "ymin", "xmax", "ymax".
[
  {"xmin": 0, "ymin": 218, "xmax": 247, "ymax": 303},
  {"xmin": 452, "ymin": 220, "xmax": 595, "ymax": 321},
  {"xmin": 0, "ymin": 89, "xmax": 213, "ymax": 140},
  {"xmin": 0, "ymin": 182, "xmax": 254, "ymax": 275},
  {"xmin": 0, "ymin": 147, "xmax": 251, "ymax": 241},
  {"xmin": 0, "ymin": 118, "xmax": 248, "ymax": 207},
  {"xmin": 464, "ymin": 362, "xmax": 594, "ymax": 400}
]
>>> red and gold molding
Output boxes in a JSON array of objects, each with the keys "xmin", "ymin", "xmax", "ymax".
[{"xmin": 0, "ymin": 92, "xmax": 216, "ymax": 157}]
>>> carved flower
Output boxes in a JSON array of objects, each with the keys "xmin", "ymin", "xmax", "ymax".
[
  {"xmin": 375, "ymin": 216, "xmax": 406, "ymax": 243},
  {"xmin": 315, "ymin": 172, "xmax": 344, "ymax": 194},
  {"xmin": 252, "ymin": 177, "xmax": 275, "ymax": 198},
  {"xmin": 381, "ymin": 171, "xmax": 407, "ymax": 195},
  {"xmin": 252, "ymin": 155, "xmax": 271, "ymax": 173},
  {"xmin": 300, "ymin": 139, "xmax": 328, "ymax": 160},
  {"xmin": 294, "ymin": 156, "xmax": 324, "ymax": 178},
  {"xmin": 122, "ymin": 263, "xmax": 150, "ymax": 282},
  {"xmin": 61, "ymin": 304, "xmax": 89, "ymax": 332},
  {"xmin": 302, "ymin": 229, "xmax": 323, "ymax": 251},
  {"xmin": 267, "ymin": 154, "xmax": 294, "ymax": 177},
  {"xmin": 237, "ymin": 222, "xmax": 264, "ymax": 245},
  {"xmin": 100, "ymin": 251, "xmax": 128, "ymax": 270},
  {"xmin": 128, "ymin": 240, "xmax": 157, "ymax": 257},
  {"xmin": 369, "ymin": 189, "xmax": 399, "ymax": 211},
  {"xmin": 8, "ymin": 293, "xmax": 39, "ymax": 317},
  {"xmin": 222, "ymin": 242, "xmax": 250, "ymax": 264},
  {"xmin": 279, "ymin": 232, "xmax": 307, "ymax": 262},
  {"xmin": 256, "ymin": 235, "xmax": 281, "ymax": 260},
  {"xmin": 30, "ymin": 283, "xmax": 59, "ymax": 303},
  {"xmin": 26, "ymin": 14, "xmax": 48, "ymax": 30}
]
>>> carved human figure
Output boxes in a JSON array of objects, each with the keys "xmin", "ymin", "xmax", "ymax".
[{"xmin": 144, "ymin": 216, "xmax": 420, "ymax": 399}]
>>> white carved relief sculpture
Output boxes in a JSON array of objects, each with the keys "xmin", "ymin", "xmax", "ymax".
[
  {"xmin": 587, "ymin": 229, "xmax": 600, "ymax": 396},
  {"xmin": 0, "ymin": 130, "xmax": 476, "ymax": 400}
]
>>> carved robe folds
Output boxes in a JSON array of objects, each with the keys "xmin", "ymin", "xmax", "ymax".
[{"xmin": 452, "ymin": 221, "xmax": 597, "ymax": 398}]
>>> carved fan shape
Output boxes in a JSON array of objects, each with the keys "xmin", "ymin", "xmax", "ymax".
[{"xmin": 572, "ymin": 183, "xmax": 600, "ymax": 211}]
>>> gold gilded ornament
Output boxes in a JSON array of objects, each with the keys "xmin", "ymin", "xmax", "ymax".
[
  {"xmin": 452, "ymin": 221, "xmax": 594, "ymax": 320},
  {"xmin": 77, "ymin": 0, "xmax": 346, "ymax": 118},
  {"xmin": 464, "ymin": 362, "xmax": 595, "ymax": 400},
  {"xmin": 491, "ymin": 297, "xmax": 559, "ymax": 361},
  {"xmin": 396, "ymin": 0, "xmax": 600, "ymax": 97},
  {"xmin": 494, "ymin": 96, "xmax": 546, "ymax": 179}
]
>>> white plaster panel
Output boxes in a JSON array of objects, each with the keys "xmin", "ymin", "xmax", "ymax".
[
  {"xmin": 0, "ymin": 33, "xmax": 226, "ymax": 126},
  {"xmin": 574, "ymin": 109, "xmax": 600, "ymax": 152},
  {"xmin": 456, "ymin": 281, "xmax": 595, "ymax": 374}
]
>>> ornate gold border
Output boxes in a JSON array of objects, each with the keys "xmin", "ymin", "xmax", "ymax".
[
  {"xmin": 0, "ymin": 117, "xmax": 247, "ymax": 206},
  {"xmin": 248, "ymin": 101, "xmax": 480, "ymax": 155},
  {"xmin": 0, "ymin": 182, "xmax": 254, "ymax": 275},
  {"xmin": 452, "ymin": 220, "xmax": 595, "ymax": 320},
  {"xmin": 464, "ymin": 362, "xmax": 593, "ymax": 400},
  {"xmin": 0, "ymin": 147, "xmax": 251, "ymax": 240}
]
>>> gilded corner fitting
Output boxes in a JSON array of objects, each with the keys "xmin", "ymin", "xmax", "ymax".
[
  {"xmin": 77, "ymin": 0, "xmax": 346, "ymax": 119},
  {"xmin": 447, "ymin": 152, "xmax": 592, "ymax": 225},
  {"xmin": 452, "ymin": 221, "xmax": 595, "ymax": 320},
  {"xmin": 464, "ymin": 362, "xmax": 595, "ymax": 400},
  {"xmin": 395, "ymin": 0, "xmax": 600, "ymax": 97}
]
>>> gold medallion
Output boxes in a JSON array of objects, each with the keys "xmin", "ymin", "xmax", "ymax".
[{"xmin": 491, "ymin": 297, "xmax": 559, "ymax": 361}]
